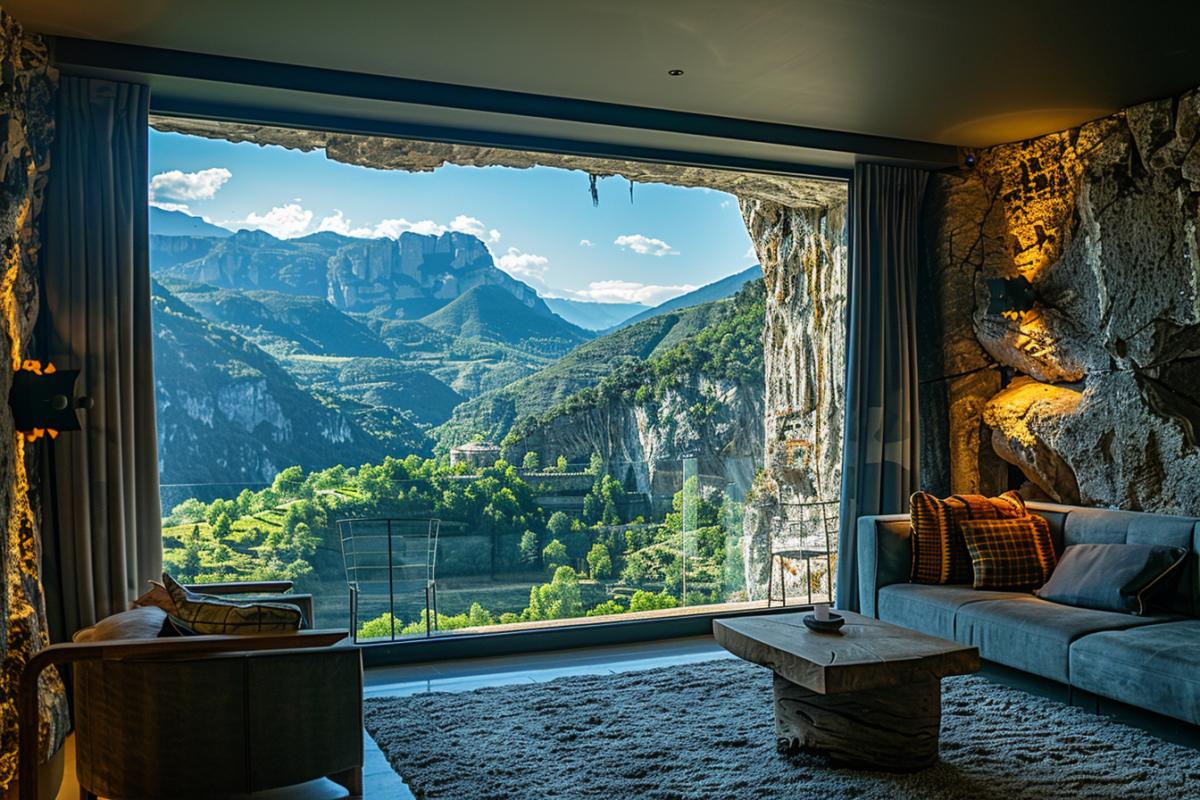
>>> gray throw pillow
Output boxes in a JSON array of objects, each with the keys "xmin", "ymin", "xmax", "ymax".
[{"xmin": 1035, "ymin": 543, "xmax": 1187, "ymax": 615}]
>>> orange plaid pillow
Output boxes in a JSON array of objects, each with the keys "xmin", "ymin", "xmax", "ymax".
[
  {"xmin": 960, "ymin": 516, "xmax": 1057, "ymax": 590},
  {"xmin": 909, "ymin": 491, "xmax": 1028, "ymax": 584}
]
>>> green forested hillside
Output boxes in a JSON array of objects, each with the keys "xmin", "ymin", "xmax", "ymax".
[
  {"xmin": 151, "ymin": 281, "xmax": 415, "ymax": 486},
  {"xmin": 607, "ymin": 264, "xmax": 761, "ymax": 331},
  {"xmin": 421, "ymin": 285, "xmax": 592, "ymax": 351},
  {"xmin": 505, "ymin": 279, "xmax": 766, "ymax": 447},
  {"xmin": 433, "ymin": 296, "xmax": 736, "ymax": 450},
  {"xmin": 165, "ymin": 280, "xmax": 392, "ymax": 358}
]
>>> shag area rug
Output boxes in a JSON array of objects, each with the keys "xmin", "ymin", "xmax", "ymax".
[{"xmin": 364, "ymin": 658, "xmax": 1200, "ymax": 800}]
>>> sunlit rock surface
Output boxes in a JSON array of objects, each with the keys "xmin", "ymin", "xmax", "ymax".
[
  {"xmin": 0, "ymin": 10, "xmax": 68, "ymax": 790},
  {"xmin": 740, "ymin": 195, "xmax": 848, "ymax": 599},
  {"xmin": 928, "ymin": 85, "xmax": 1200, "ymax": 514}
]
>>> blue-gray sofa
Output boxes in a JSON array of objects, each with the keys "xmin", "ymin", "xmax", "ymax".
[{"xmin": 857, "ymin": 501, "xmax": 1200, "ymax": 725}]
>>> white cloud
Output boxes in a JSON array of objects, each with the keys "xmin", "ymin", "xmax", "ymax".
[
  {"xmin": 231, "ymin": 203, "xmax": 314, "ymax": 239},
  {"xmin": 150, "ymin": 201, "xmax": 191, "ymax": 213},
  {"xmin": 572, "ymin": 280, "xmax": 697, "ymax": 306},
  {"xmin": 614, "ymin": 233, "xmax": 678, "ymax": 257},
  {"xmin": 579, "ymin": 239, "xmax": 595, "ymax": 247},
  {"xmin": 316, "ymin": 209, "xmax": 375, "ymax": 238},
  {"xmin": 371, "ymin": 218, "xmax": 447, "ymax": 239},
  {"xmin": 720, "ymin": 199, "xmax": 732, "ymax": 208},
  {"xmin": 149, "ymin": 167, "xmax": 232, "ymax": 202},
  {"xmin": 745, "ymin": 245, "xmax": 757, "ymax": 259},
  {"xmin": 495, "ymin": 247, "xmax": 550, "ymax": 280},
  {"xmin": 448, "ymin": 214, "xmax": 501, "ymax": 244}
]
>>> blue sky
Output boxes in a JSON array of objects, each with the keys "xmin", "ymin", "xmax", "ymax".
[{"xmin": 149, "ymin": 130, "xmax": 756, "ymax": 306}]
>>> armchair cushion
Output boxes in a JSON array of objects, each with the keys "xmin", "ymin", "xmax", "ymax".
[
  {"xmin": 73, "ymin": 606, "xmax": 169, "ymax": 643},
  {"xmin": 163, "ymin": 573, "xmax": 303, "ymax": 634}
]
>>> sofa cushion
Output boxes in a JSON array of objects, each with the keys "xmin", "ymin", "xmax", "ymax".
[
  {"xmin": 877, "ymin": 583, "xmax": 1029, "ymax": 640},
  {"xmin": 910, "ymin": 491, "xmax": 1027, "ymax": 585},
  {"xmin": 1063, "ymin": 508, "xmax": 1200, "ymax": 615},
  {"xmin": 73, "ymin": 606, "xmax": 169, "ymax": 643},
  {"xmin": 961, "ymin": 516, "xmax": 1056, "ymax": 590},
  {"xmin": 954, "ymin": 596, "xmax": 1174, "ymax": 682},
  {"xmin": 1069, "ymin": 621, "xmax": 1200, "ymax": 725},
  {"xmin": 163, "ymin": 572, "xmax": 303, "ymax": 635},
  {"xmin": 1035, "ymin": 543, "xmax": 1187, "ymax": 614}
]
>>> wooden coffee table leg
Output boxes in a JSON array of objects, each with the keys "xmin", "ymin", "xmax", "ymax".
[{"xmin": 773, "ymin": 673, "xmax": 941, "ymax": 772}]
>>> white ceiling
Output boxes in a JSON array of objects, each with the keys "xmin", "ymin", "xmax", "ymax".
[{"xmin": 12, "ymin": 0, "xmax": 1200, "ymax": 147}]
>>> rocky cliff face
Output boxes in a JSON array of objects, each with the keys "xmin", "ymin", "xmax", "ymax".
[
  {"xmin": 151, "ymin": 282, "xmax": 404, "ymax": 494},
  {"xmin": 0, "ymin": 9, "xmax": 68, "ymax": 788},
  {"xmin": 508, "ymin": 376, "xmax": 765, "ymax": 503},
  {"xmin": 925, "ymin": 86, "xmax": 1200, "ymax": 514},
  {"xmin": 152, "ymin": 228, "xmax": 540, "ymax": 319},
  {"xmin": 740, "ymin": 196, "xmax": 849, "ymax": 599}
]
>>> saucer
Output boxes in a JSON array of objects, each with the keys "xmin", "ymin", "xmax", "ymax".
[{"xmin": 802, "ymin": 612, "xmax": 845, "ymax": 633}]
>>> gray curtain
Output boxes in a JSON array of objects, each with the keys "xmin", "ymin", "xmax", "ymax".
[
  {"xmin": 39, "ymin": 76, "xmax": 161, "ymax": 639},
  {"xmin": 835, "ymin": 163, "xmax": 928, "ymax": 611}
]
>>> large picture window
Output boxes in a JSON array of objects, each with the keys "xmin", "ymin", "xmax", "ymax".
[{"xmin": 149, "ymin": 120, "xmax": 845, "ymax": 638}]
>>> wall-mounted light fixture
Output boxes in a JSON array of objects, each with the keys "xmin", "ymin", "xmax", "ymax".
[
  {"xmin": 986, "ymin": 276, "xmax": 1036, "ymax": 320},
  {"xmin": 8, "ymin": 360, "xmax": 90, "ymax": 442}
]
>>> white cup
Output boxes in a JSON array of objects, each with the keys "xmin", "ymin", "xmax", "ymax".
[{"xmin": 813, "ymin": 602, "xmax": 831, "ymax": 621}]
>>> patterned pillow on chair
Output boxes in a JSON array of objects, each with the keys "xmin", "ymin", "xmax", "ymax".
[
  {"xmin": 909, "ymin": 491, "xmax": 1028, "ymax": 584},
  {"xmin": 960, "ymin": 515, "xmax": 1057, "ymax": 590},
  {"xmin": 162, "ymin": 573, "xmax": 303, "ymax": 635}
]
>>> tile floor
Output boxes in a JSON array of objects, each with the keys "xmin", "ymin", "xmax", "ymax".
[{"xmin": 55, "ymin": 635, "xmax": 734, "ymax": 799}]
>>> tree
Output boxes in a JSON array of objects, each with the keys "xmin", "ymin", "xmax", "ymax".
[
  {"xmin": 586, "ymin": 543, "xmax": 613, "ymax": 579},
  {"xmin": 547, "ymin": 511, "xmax": 572, "ymax": 537},
  {"xmin": 629, "ymin": 589, "xmax": 678, "ymax": 613},
  {"xmin": 586, "ymin": 599, "xmax": 626, "ymax": 617},
  {"xmin": 522, "ymin": 451, "xmax": 540, "ymax": 470},
  {"xmin": 212, "ymin": 512, "xmax": 233, "ymax": 540},
  {"xmin": 542, "ymin": 539, "xmax": 568, "ymax": 572},
  {"xmin": 525, "ymin": 567, "xmax": 582, "ymax": 621},
  {"xmin": 205, "ymin": 498, "xmax": 234, "ymax": 526},
  {"xmin": 467, "ymin": 602, "xmax": 494, "ymax": 627},
  {"xmin": 587, "ymin": 452, "xmax": 604, "ymax": 475},
  {"xmin": 555, "ymin": 455, "xmax": 568, "ymax": 472},
  {"xmin": 179, "ymin": 525, "xmax": 203, "ymax": 582},
  {"xmin": 519, "ymin": 530, "xmax": 541, "ymax": 566}
]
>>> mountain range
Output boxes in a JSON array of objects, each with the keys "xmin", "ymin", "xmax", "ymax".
[{"xmin": 149, "ymin": 209, "xmax": 762, "ymax": 490}]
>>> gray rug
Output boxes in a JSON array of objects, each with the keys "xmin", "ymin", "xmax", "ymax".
[{"xmin": 364, "ymin": 658, "xmax": 1200, "ymax": 800}]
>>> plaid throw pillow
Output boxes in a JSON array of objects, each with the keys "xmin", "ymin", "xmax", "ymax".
[
  {"xmin": 162, "ymin": 573, "xmax": 303, "ymax": 635},
  {"xmin": 909, "ymin": 491, "xmax": 1028, "ymax": 584},
  {"xmin": 960, "ymin": 516, "xmax": 1057, "ymax": 590}
]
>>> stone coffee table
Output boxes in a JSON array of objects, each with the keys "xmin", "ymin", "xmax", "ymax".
[{"xmin": 713, "ymin": 611, "xmax": 980, "ymax": 771}]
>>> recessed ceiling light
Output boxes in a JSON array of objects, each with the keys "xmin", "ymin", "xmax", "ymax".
[{"xmin": 667, "ymin": 69, "xmax": 685, "ymax": 76}]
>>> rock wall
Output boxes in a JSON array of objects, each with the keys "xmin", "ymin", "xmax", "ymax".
[
  {"xmin": 506, "ymin": 375, "xmax": 765, "ymax": 507},
  {"xmin": 741, "ymin": 196, "xmax": 849, "ymax": 598},
  {"xmin": 150, "ymin": 118, "xmax": 848, "ymax": 210},
  {"xmin": 0, "ymin": 7, "xmax": 67, "ymax": 790},
  {"xmin": 925, "ymin": 86, "xmax": 1200, "ymax": 514}
]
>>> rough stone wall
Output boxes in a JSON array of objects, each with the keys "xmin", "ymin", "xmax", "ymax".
[
  {"xmin": 741, "ymin": 196, "xmax": 848, "ymax": 598},
  {"xmin": 149, "ymin": 117, "xmax": 846, "ymax": 209},
  {"xmin": 0, "ymin": 7, "xmax": 67, "ymax": 790},
  {"xmin": 925, "ymin": 87, "xmax": 1200, "ymax": 515}
]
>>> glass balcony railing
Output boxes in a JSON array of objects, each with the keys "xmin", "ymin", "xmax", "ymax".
[{"xmin": 159, "ymin": 454, "xmax": 836, "ymax": 639}]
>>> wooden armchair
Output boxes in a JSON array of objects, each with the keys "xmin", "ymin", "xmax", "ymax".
[{"xmin": 19, "ymin": 587, "xmax": 361, "ymax": 800}]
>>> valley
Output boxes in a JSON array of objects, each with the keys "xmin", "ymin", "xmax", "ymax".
[{"xmin": 150, "ymin": 207, "xmax": 767, "ymax": 632}]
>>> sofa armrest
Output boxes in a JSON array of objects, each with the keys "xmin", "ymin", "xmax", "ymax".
[{"xmin": 857, "ymin": 514, "xmax": 913, "ymax": 618}]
